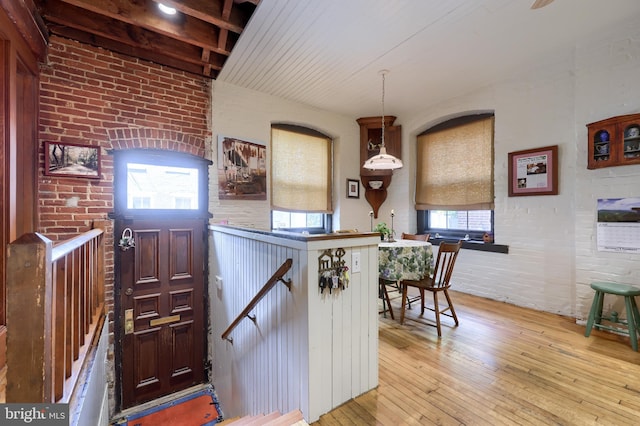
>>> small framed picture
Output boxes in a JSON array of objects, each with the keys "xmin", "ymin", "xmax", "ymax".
[
  {"xmin": 508, "ymin": 145, "xmax": 558, "ymax": 196},
  {"xmin": 347, "ymin": 178, "xmax": 360, "ymax": 199},
  {"xmin": 44, "ymin": 141, "xmax": 101, "ymax": 179}
]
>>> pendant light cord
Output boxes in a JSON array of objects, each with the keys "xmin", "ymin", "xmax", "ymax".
[
  {"xmin": 362, "ymin": 69, "xmax": 402, "ymax": 170},
  {"xmin": 381, "ymin": 71, "xmax": 385, "ymax": 148}
]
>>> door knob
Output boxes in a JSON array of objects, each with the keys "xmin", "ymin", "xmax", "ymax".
[{"xmin": 125, "ymin": 287, "xmax": 133, "ymax": 296}]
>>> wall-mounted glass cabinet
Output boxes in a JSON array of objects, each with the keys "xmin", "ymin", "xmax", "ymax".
[{"xmin": 587, "ymin": 113, "xmax": 640, "ymax": 169}]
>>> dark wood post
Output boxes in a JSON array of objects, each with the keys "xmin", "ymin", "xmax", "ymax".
[{"xmin": 6, "ymin": 232, "xmax": 54, "ymax": 402}]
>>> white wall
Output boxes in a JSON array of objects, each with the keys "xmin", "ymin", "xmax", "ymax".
[
  {"xmin": 70, "ymin": 320, "xmax": 109, "ymax": 426},
  {"xmin": 209, "ymin": 16, "xmax": 640, "ymax": 320},
  {"xmin": 398, "ymin": 52, "xmax": 578, "ymax": 316},
  {"xmin": 210, "ymin": 81, "xmax": 367, "ymax": 231},
  {"xmin": 574, "ymin": 19, "xmax": 640, "ymax": 320},
  {"xmin": 397, "ymin": 16, "xmax": 640, "ymax": 319}
]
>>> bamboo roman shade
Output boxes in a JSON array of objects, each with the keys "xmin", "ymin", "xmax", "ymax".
[
  {"xmin": 271, "ymin": 126, "xmax": 332, "ymax": 213},
  {"xmin": 415, "ymin": 115, "xmax": 494, "ymax": 210}
]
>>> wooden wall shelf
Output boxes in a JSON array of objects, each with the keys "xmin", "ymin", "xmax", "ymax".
[{"xmin": 357, "ymin": 116, "xmax": 401, "ymax": 218}]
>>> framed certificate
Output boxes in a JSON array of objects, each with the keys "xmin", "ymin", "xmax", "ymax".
[{"xmin": 508, "ymin": 145, "xmax": 558, "ymax": 197}]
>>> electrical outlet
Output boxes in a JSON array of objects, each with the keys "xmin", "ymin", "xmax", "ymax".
[{"xmin": 352, "ymin": 252, "xmax": 361, "ymax": 273}]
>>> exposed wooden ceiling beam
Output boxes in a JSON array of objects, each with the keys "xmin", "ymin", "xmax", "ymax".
[
  {"xmin": 50, "ymin": 28, "xmax": 222, "ymax": 78},
  {"xmin": 43, "ymin": 3, "xmax": 226, "ymax": 64},
  {"xmin": 149, "ymin": 0, "xmax": 250, "ymax": 34},
  {"xmin": 33, "ymin": 0, "xmax": 257, "ymax": 79},
  {"xmin": 201, "ymin": 49, "xmax": 211, "ymax": 63},
  {"xmin": 217, "ymin": 0, "xmax": 232, "ymax": 52},
  {"xmin": 40, "ymin": 2, "xmax": 227, "ymax": 63},
  {"xmin": 55, "ymin": 0, "xmax": 228, "ymax": 54},
  {"xmin": 0, "ymin": 0, "xmax": 48, "ymax": 60},
  {"xmin": 43, "ymin": 20, "xmax": 225, "ymax": 76}
]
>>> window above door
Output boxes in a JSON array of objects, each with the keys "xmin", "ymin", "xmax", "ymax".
[
  {"xmin": 126, "ymin": 163, "xmax": 199, "ymax": 210},
  {"xmin": 113, "ymin": 149, "xmax": 211, "ymax": 218}
]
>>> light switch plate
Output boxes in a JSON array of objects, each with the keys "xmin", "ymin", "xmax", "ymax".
[{"xmin": 352, "ymin": 252, "xmax": 361, "ymax": 273}]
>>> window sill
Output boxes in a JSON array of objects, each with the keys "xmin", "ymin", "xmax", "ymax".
[{"xmin": 430, "ymin": 238, "xmax": 508, "ymax": 254}]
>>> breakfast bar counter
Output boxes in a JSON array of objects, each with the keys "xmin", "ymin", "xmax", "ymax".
[{"xmin": 208, "ymin": 225, "xmax": 380, "ymax": 423}]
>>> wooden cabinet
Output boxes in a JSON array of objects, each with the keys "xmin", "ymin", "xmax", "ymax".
[
  {"xmin": 587, "ymin": 113, "xmax": 640, "ymax": 169},
  {"xmin": 356, "ymin": 116, "xmax": 401, "ymax": 218}
]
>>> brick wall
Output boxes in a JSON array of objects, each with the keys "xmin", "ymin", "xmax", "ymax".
[{"xmin": 38, "ymin": 36, "xmax": 210, "ymax": 319}]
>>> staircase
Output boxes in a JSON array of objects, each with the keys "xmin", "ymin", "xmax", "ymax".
[{"xmin": 217, "ymin": 409, "xmax": 307, "ymax": 426}]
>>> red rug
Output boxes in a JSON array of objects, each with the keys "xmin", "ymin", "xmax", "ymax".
[{"xmin": 123, "ymin": 388, "xmax": 221, "ymax": 426}]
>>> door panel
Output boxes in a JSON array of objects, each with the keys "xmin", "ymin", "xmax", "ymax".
[
  {"xmin": 119, "ymin": 218, "xmax": 205, "ymax": 408},
  {"xmin": 136, "ymin": 229, "xmax": 161, "ymax": 284},
  {"xmin": 170, "ymin": 321, "xmax": 195, "ymax": 380},
  {"xmin": 134, "ymin": 328, "xmax": 161, "ymax": 390},
  {"xmin": 170, "ymin": 229, "xmax": 194, "ymax": 279}
]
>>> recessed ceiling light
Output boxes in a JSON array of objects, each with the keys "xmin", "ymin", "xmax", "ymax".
[{"xmin": 158, "ymin": 3, "xmax": 177, "ymax": 15}]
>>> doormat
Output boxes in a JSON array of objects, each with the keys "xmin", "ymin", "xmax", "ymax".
[{"xmin": 120, "ymin": 387, "xmax": 223, "ymax": 426}]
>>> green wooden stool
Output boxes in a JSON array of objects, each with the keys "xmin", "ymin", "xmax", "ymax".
[{"xmin": 585, "ymin": 282, "xmax": 640, "ymax": 351}]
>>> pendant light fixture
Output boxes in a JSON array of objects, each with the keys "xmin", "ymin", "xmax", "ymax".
[{"xmin": 363, "ymin": 70, "xmax": 403, "ymax": 171}]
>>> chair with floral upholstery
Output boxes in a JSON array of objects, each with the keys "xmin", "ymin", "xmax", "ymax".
[
  {"xmin": 380, "ymin": 233, "xmax": 432, "ymax": 315},
  {"xmin": 400, "ymin": 233, "xmax": 430, "ymax": 307}
]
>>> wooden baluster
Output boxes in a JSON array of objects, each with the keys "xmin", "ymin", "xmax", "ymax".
[
  {"xmin": 73, "ymin": 249, "xmax": 81, "ymax": 360},
  {"xmin": 65, "ymin": 253, "xmax": 73, "ymax": 380},
  {"xmin": 54, "ymin": 258, "xmax": 66, "ymax": 401}
]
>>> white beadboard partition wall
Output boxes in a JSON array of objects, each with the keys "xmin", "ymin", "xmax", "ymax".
[{"xmin": 209, "ymin": 225, "xmax": 380, "ymax": 423}]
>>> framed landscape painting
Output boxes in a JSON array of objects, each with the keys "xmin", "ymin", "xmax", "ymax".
[{"xmin": 44, "ymin": 141, "xmax": 100, "ymax": 179}]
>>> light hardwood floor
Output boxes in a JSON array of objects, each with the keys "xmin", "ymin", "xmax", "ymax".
[
  {"xmin": 3, "ymin": 291, "xmax": 639, "ymax": 424},
  {"xmin": 314, "ymin": 290, "xmax": 640, "ymax": 425}
]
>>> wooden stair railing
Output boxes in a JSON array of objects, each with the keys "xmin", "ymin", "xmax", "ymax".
[
  {"xmin": 221, "ymin": 258, "xmax": 293, "ymax": 343},
  {"xmin": 6, "ymin": 226, "xmax": 105, "ymax": 403}
]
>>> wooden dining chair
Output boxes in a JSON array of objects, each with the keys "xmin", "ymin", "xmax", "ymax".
[
  {"xmin": 399, "ymin": 240, "xmax": 462, "ymax": 337},
  {"xmin": 379, "ymin": 277, "xmax": 395, "ymax": 319},
  {"xmin": 401, "ymin": 232, "xmax": 430, "ymax": 241}
]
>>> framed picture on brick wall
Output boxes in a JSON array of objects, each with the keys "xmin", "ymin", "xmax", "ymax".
[{"xmin": 44, "ymin": 141, "xmax": 101, "ymax": 179}]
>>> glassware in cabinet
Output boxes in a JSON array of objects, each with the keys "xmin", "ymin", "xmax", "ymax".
[
  {"xmin": 587, "ymin": 113, "xmax": 640, "ymax": 169},
  {"xmin": 623, "ymin": 123, "xmax": 640, "ymax": 160}
]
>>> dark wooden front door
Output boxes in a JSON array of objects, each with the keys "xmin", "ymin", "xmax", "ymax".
[
  {"xmin": 113, "ymin": 149, "xmax": 210, "ymax": 409},
  {"xmin": 118, "ymin": 218, "xmax": 206, "ymax": 408}
]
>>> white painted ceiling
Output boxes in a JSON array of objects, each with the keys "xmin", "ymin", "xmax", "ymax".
[{"xmin": 218, "ymin": 0, "xmax": 640, "ymax": 119}]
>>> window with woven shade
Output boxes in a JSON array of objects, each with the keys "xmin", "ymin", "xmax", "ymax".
[
  {"xmin": 271, "ymin": 124, "xmax": 333, "ymax": 233},
  {"xmin": 416, "ymin": 114, "xmax": 495, "ymax": 240}
]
